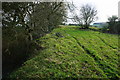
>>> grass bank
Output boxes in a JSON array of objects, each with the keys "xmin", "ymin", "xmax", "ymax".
[{"xmin": 9, "ymin": 26, "xmax": 119, "ymax": 79}]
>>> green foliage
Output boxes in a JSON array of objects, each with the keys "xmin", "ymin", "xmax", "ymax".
[
  {"xmin": 2, "ymin": 2, "xmax": 67, "ymax": 77},
  {"xmin": 9, "ymin": 26, "xmax": 119, "ymax": 79},
  {"xmin": 107, "ymin": 16, "xmax": 119, "ymax": 34},
  {"xmin": 2, "ymin": 26, "xmax": 35, "ymax": 77},
  {"xmin": 114, "ymin": 21, "xmax": 120, "ymax": 34},
  {"xmin": 31, "ymin": 2, "xmax": 67, "ymax": 38},
  {"xmin": 100, "ymin": 25, "xmax": 109, "ymax": 33}
]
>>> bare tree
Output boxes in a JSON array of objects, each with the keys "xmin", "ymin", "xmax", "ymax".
[
  {"xmin": 80, "ymin": 4, "xmax": 97, "ymax": 29},
  {"xmin": 66, "ymin": 2, "xmax": 81, "ymax": 25},
  {"xmin": 67, "ymin": 3, "xmax": 97, "ymax": 28}
]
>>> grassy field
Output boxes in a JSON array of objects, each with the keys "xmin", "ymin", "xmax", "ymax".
[{"xmin": 9, "ymin": 26, "xmax": 119, "ymax": 79}]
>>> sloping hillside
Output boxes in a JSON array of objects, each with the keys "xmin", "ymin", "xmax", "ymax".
[{"xmin": 9, "ymin": 26, "xmax": 119, "ymax": 79}]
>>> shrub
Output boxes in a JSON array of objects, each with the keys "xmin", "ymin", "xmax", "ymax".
[
  {"xmin": 114, "ymin": 21, "xmax": 120, "ymax": 34},
  {"xmin": 2, "ymin": 27, "xmax": 34, "ymax": 77},
  {"xmin": 101, "ymin": 25, "xmax": 109, "ymax": 33}
]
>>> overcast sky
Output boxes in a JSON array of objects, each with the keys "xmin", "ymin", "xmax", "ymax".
[{"xmin": 67, "ymin": 0, "xmax": 120, "ymax": 23}]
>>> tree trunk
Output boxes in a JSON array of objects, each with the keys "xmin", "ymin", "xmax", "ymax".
[{"xmin": 84, "ymin": 23, "xmax": 89, "ymax": 29}]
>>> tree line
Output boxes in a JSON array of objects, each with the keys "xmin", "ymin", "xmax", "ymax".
[{"xmin": 2, "ymin": 2, "xmax": 67, "ymax": 77}]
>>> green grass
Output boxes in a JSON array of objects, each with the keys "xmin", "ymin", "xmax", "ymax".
[
  {"xmin": 9, "ymin": 26, "xmax": 119, "ymax": 79},
  {"xmin": 89, "ymin": 26, "xmax": 101, "ymax": 30}
]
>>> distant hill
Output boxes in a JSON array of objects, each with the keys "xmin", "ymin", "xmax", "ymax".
[{"xmin": 92, "ymin": 22, "xmax": 108, "ymax": 28}]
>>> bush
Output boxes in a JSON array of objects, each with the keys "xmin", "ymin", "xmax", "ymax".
[
  {"xmin": 2, "ymin": 27, "xmax": 34, "ymax": 77},
  {"xmin": 100, "ymin": 26, "xmax": 109, "ymax": 33},
  {"xmin": 114, "ymin": 21, "xmax": 120, "ymax": 34}
]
